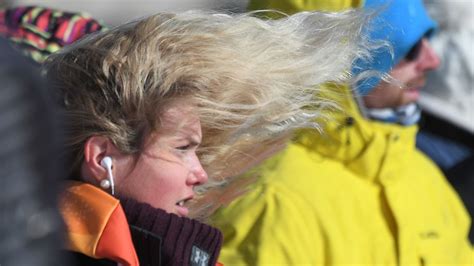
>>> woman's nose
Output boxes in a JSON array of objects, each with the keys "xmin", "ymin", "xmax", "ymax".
[
  {"xmin": 187, "ymin": 156, "xmax": 208, "ymax": 186},
  {"xmin": 194, "ymin": 168, "xmax": 208, "ymax": 185}
]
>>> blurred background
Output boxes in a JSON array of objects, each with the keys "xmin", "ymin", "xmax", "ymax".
[
  {"xmin": 8, "ymin": 0, "xmax": 249, "ymax": 25},
  {"xmin": 421, "ymin": 0, "xmax": 473, "ymax": 134}
]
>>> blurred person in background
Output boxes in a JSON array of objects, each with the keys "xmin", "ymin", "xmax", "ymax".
[
  {"xmin": 212, "ymin": 0, "xmax": 473, "ymax": 264},
  {"xmin": 0, "ymin": 6, "xmax": 107, "ymax": 64},
  {"xmin": 0, "ymin": 38, "xmax": 66, "ymax": 266},
  {"xmin": 42, "ymin": 8, "xmax": 371, "ymax": 265}
]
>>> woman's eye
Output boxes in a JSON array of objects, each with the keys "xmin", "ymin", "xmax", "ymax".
[{"xmin": 176, "ymin": 144, "xmax": 191, "ymax": 151}]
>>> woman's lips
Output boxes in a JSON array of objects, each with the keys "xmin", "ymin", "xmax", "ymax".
[
  {"xmin": 176, "ymin": 204, "xmax": 189, "ymax": 217},
  {"xmin": 175, "ymin": 195, "xmax": 193, "ymax": 217}
]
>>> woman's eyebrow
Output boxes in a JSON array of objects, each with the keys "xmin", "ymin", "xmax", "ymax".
[{"xmin": 173, "ymin": 133, "xmax": 200, "ymax": 145}]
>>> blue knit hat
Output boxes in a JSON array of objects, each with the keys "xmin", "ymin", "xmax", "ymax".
[{"xmin": 354, "ymin": 0, "xmax": 437, "ymax": 95}]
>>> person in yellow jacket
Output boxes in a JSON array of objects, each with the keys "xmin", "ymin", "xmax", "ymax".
[{"xmin": 211, "ymin": 0, "xmax": 474, "ymax": 265}]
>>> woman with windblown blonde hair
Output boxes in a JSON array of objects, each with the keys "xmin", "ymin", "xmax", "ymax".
[{"xmin": 45, "ymin": 10, "xmax": 371, "ymax": 266}]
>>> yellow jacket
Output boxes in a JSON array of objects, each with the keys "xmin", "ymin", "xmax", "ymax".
[{"xmin": 212, "ymin": 86, "xmax": 473, "ymax": 265}]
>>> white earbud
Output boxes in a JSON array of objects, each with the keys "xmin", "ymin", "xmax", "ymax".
[{"xmin": 100, "ymin": 156, "xmax": 115, "ymax": 195}]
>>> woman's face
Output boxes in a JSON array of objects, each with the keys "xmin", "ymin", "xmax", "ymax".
[{"xmin": 115, "ymin": 103, "xmax": 208, "ymax": 217}]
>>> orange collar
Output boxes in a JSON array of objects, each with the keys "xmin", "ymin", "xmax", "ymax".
[{"xmin": 59, "ymin": 181, "xmax": 139, "ymax": 266}]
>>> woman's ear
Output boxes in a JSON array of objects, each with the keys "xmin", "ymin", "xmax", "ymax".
[{"xmin": 81, "ymin": 136, "xmax": 116, "ymax": 185}]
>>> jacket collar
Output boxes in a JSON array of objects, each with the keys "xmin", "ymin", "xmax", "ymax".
[
  {"xmin": 60, "ymin": 181, "xmax": 223, "ymax": 266},
  {"xmin": 295, "ymin": 85, "xmax": 418, "ymax": 183},
  {"xmin": 120, "ymin": 197, "xmax": 223, "ymax": 266}
]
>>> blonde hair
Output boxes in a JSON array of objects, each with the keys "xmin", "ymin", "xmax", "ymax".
[{"xmin": 45, "ymin": 10, "xmax": 372, "ymax": 218}]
